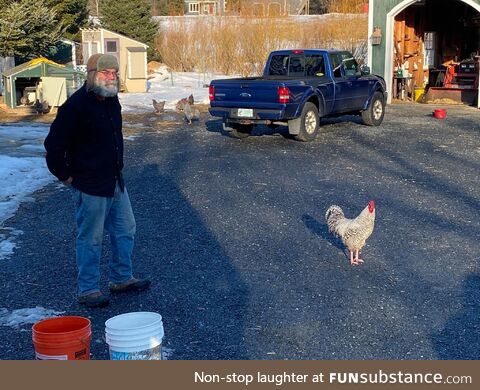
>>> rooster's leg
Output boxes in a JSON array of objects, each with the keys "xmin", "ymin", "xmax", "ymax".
[
  {"xmin": 354, "ymin": 249, "xmax": 364, "ymax": 264},
  {"xmin": 350, "ymin": 251, "xmax": 358, "ymax": 265}
]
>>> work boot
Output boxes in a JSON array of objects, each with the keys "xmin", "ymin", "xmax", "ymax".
[
  {"xmin": 109, "ymin": 277, "xmax": 151, "ymax": 294},
  {"xmin": 78, "ymin": 291, "xmax": 110, "ymax": 308}
]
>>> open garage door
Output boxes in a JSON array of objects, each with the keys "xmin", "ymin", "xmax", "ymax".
[{"xmin": 385, "ymin": 0, "xmax": 480, "ymax": 106}]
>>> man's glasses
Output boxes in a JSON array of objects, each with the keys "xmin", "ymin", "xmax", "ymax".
[{"xmin": 97, "ymin": 70, "xmax": 118, "ymax": 78}]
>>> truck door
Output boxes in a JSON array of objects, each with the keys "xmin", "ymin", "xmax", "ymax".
[
  {"xmin": 341, "ymin": 55, "xmax": 369, "ymax": 110},
  {"xmin": 329, "ymin": 53, "xmax": 350, "ymax": 113},
  {"xmin": 305, "ymin": 54, "xmax": 334, "ymax": 114}
]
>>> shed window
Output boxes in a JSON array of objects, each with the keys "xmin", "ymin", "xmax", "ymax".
[
  {"xmin": 106, "ymin": 40, "xmax": 118, "ymax": 53},
  {"xmin": 91, "ymin": 42, "xmax": 99, "ymax": 56}
]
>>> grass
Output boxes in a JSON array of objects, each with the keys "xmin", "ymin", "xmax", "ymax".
[{"xmin": 156, "ymin": 13, "xmax": 367, "ymax": 76}]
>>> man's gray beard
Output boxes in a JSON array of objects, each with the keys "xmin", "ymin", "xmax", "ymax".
[{"xmin": 92, "ymin": 78, "xmax": 118, "ymax": 97}]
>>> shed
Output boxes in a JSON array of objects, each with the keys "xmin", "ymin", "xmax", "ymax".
[
  {"xmin": 368, "ymin": 0, "xmax": 480, "ymax": 106},
  {"xmin": 1, "ymin": 58, "xmax": 85, "ymax": 109},
  {"xmin": 80, "ymin": 28, "xmax": 148, "ymax": 93}
]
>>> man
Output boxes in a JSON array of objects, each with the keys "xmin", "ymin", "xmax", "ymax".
[{"xmin": 44, "ymin": 54, "xmax": 150, "ymax": 308}]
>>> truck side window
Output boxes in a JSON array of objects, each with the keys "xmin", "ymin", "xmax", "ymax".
[
  {"xmin": 343, "ymin": 58, "xmax": 359, "ymax": 77},
  {"xmin": 305, "ymin": 55, "xmax": 325, "ymax": 77},
  {"xmin": 329, "ymin": 54, "xmax": 343, "ymax": 79}
]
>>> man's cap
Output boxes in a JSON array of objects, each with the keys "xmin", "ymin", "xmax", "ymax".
[{"xmin": 86, "ymin": 54, "xmax": 119, "ymax": 72}]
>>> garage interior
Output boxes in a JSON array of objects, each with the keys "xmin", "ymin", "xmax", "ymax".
[{"xmin": 393, "ymin": 0, "xmax": 480, "ymax": 105}]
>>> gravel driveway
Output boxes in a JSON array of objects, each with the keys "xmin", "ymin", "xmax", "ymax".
[{"xmin": 0, "ymin": 103, "xmax": 479, "ymax": 360}]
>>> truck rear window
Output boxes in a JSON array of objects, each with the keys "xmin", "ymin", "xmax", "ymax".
[{"xmin": 267, "ymin": 54, "xmax": 325, "ymax": 77}]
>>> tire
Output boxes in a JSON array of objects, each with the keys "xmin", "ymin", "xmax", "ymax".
[
  {"xmin": 361, "ymin": 91, "xmax": 385, "ymax": 126},
  {"xmin": 289, "ymin": 102, "xmax": 320, "ymax": 142}
]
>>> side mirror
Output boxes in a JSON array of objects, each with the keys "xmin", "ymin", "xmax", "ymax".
[{"xmin": 361, "ymin": 66, "xmax": 371, "ymax": 75}]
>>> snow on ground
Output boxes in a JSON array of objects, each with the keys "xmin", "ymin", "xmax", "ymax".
[
  {"xmin": 0, "ymin": 307, "xmax": 64, "ymax": 329},
  {"xmin": 119, "ymin": 64, "xmax": 234, "ymax": 113},
  {"xmin": 0, "ymin": 124, "xmax": 54, "ymax": 260}
]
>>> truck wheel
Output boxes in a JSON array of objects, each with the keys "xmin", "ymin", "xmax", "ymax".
[
  {"xmin": 361, "ymin": 91, "xmax": 385, "ymax": 126},
  {"xmin": 291, "ymin": 102, "xmax": 319, "ymax": 142},
  {"xmin": 229, "ymin": 124, "xmax": 253, "ymax": 139}
]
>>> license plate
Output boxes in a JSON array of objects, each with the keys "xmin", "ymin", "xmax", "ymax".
[{"xmin": 237, "ymin": 108, "xmax": 253, "ymax": 117}]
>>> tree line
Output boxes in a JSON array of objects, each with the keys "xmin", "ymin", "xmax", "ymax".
[{"xmin": 0, "ymin": 0, "xmax": 366, "ymax": 61}]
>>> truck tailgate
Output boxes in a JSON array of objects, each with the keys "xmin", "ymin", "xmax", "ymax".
[{"xmin": 211, "ymin": 78, "xmax": 302, "ymax": 109}]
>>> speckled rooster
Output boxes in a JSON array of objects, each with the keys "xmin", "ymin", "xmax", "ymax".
[{"xmin": 325, "ymin": 200, "xmax": 376, "ymax": 265}]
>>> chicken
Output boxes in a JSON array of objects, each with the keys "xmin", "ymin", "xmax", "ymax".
[
  {"xmin": 182, "ymin": 102, "xmax": 200, "ymax": 124},
  {"xmin": 152, "ymin": 99, "xmax": 165, "ymax": 114},
  {"xmin": 175, "ymin": 94, "xmax": 194, "ymax": 111},
  {"xmin": 34, "ymin": 99, "xmax": 50, "ymax": 114},
  {"xmin": 325, "ymin": 200, "xmax": 375, "ymax": 265}
]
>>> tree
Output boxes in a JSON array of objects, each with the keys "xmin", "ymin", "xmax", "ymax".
[
  {"xmin": 0, "ymin": 0, "xmax": 64, "ymax": 58},
  {"xmin": 100, "ymin": 0, "xmax": 160, "ymax": 59},
  {"xmin": 45, "ymin": 0, "xmax": 89, "ymax": 41},
  {"xmin": 151, "ymin": 0, "xmax": 184, "ymax": 16}
]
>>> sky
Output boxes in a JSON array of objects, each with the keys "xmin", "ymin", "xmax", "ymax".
[{"xmin": 0, "ymin": 67, "xmax": 224, "ymax": 328}]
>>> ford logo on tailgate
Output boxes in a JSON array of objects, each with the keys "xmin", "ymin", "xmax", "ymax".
[{"xmin": 240, "ymin": 93, "xmax": 252, "ymax": 98}]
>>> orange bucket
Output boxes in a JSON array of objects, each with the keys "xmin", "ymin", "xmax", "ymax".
[{"xmin": 32, "ymin": 316, "xmax": 91, "ymax": 360}]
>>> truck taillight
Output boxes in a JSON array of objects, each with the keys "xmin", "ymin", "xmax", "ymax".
[
  {"xmin": 278, "ymin": 86, "xmax": 290, "ymax": 103},
  {"xmin": 209, "ymin": 85, "xmax": 215, "ymax": 101}
]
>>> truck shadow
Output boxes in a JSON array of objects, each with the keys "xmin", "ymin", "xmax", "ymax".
[{"xmin": 205, "ymin": 116, "xmax": 366, "ymax": 141}]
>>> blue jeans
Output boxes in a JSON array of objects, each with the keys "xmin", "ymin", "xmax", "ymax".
[{"xmin": 71, "ymin": 183, "xmax": 136, "ymax": 295}]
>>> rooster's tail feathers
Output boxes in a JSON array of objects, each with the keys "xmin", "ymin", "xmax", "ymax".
[{"xmin": 325, "ymin": 205, "xmax": 344, "ymax": 234}]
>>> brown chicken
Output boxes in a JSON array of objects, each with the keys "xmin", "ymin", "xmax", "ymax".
[{"xmin": 325, "ymin": 200, "xmax": 375, "ymax": 265}]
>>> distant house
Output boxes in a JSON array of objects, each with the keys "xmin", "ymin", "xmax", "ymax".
[
  {"xmin": 184, "ymin": 1, "xmax": 226, "ymax": 15},
  {"xmin": 80, "ymin": 28, "xmax": 148, "ymax": 93},
  {"xmin": 184, "ymin": 1, "xmax": 310, "ymax": 16},
  {"xmin": 241, "ymin": 0, "xmax": 310, "ymax": 16}
]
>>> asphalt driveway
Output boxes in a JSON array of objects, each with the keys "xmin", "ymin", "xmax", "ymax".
[{"xmin": 0, "ymin": 103, "xmax": 479, "ymax": 360}]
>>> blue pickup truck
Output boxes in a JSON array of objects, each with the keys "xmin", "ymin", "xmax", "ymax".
[{"xmin": 209, "ymin": 49, "xmax": 387, "ymax": 141}]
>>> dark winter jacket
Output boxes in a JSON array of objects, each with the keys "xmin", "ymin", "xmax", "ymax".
[{"xmin": 44, "ymin": 83, "xmax": 124, "ymax": 197}]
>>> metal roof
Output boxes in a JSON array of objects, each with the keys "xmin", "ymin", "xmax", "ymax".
[{"xmin": 1, "ymin": 57, "xmax": 79, "ymax": 78}]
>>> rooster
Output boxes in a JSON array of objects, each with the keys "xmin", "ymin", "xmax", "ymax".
[{"xmin": 325, "ymin": 200, "xmax": 375, "ymax": 265}]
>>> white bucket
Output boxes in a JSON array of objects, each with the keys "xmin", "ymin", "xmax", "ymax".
[{"xmin": 105, "ymin": 312, "xmax": 164, "ymax": 360}]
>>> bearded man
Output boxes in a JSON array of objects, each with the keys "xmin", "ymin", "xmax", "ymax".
[{"xmin": 44, "ymin": 54, "xmax": 150, "ymax": 308}]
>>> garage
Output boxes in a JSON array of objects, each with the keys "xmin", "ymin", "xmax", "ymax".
[{"xmin": 368, "ymin": 0, "xmax": 480, "ymax": 107}]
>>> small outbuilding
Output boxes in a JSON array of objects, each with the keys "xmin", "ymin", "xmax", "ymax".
[
  {"xmin": 1, "ymin": 57, "xmax": 85, "ymax": 109},
  {"xmin": 80, "ymin": 28, "xmax": 148, "ymax": 93},
  {"xmin": 368, "ymin": 0, "xmax": 480, "ymax": 107}
]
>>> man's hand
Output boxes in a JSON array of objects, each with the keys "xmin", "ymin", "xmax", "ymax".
[{"xmin": 62, "ymin": 177, "xmax": 73, "ymax": 186}]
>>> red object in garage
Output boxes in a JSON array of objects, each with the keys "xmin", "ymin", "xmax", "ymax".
[{"xmin": 433, "ymin": 109, "xmax": 447, "ymax": 119}]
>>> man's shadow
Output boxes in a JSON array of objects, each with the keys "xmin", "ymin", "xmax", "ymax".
[{"xmin": 431, "ymin": 273, "xmax": 480, "ymax": 359}]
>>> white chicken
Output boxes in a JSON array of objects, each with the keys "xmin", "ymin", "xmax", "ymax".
[{"xmin": 325, "ymin": 200, "xmax": 375, "ymax": 265}]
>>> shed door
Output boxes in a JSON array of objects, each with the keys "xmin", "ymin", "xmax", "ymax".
[{"xmin": 128, "ymin": 50, "xmax": 146, "ymax": 79}]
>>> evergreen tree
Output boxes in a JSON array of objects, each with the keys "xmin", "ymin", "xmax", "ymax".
[
  {"xmin": 0, "ymin": 0, "xmax": 63, "ymax": 58},
  {"xmin": 100, "ymin": 0, "xmax": 159, "ymax": 59},
  {"xmin": 45, "ymin": 0, "xmax": 89, "ymax": 41},
  {"xmin": 153, "ymin": 0, "xmax": 184, "ymax": 16}
]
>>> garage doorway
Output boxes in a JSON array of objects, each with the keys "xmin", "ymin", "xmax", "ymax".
[{"xmin": 385, "ymin": 0, "xmax": 480, "ymax": 106}]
